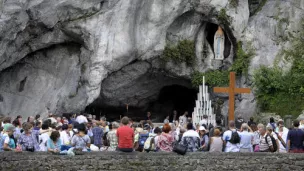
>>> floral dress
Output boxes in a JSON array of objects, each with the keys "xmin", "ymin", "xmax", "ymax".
[
  {"xmin": 157, "ymin": 133, "xmax": 174, "ymax": 152},
  {"xmin": 180, "ymin": 136, "xmax": 200, "ymax": 152}
]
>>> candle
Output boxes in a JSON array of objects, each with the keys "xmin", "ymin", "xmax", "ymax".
[
  {"xmin": 203, "ymin": 76, "xmax": 205, "ymax": 96},
  {"xmin": 197, "ymin": 108, "xmax": 199, "ymax": 123},
  {"xmin": 192, "ymin": 110, "xmax": 195, "ymax": 124},
  {"xmin": 199, "ymin": 85, "xmax": 203, "ymax": 102},
  {"xmin": 205, "ymin": 86, "xmax": 208, "ymax": 99},
  {"xmin": 209, "ymin": 100, "xmax": 212, "ymax": 115}
]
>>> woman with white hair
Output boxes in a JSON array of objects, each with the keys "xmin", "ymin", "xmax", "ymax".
[
  {"xmin": 239, "ymin": 123, "xmax": 254, "ymax": 152},
  {"xmin": 106, "ymin": 122, "xmax": 119, "ymax": 151}
]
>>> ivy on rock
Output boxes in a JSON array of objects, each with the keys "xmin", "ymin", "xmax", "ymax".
[
  {"xmin": 253, "ymin": 21, "xmax": 304, "ymax": 117},
  {"xmin": 162, "ymin": 40, "xmax": 195, "ymax": 66}
]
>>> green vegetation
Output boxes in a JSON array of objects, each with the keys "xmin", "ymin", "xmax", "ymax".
[
  {"xmin": 277, "ymin": 18, "xmax": 289, "ymax": 30},
  {"xmin": 191, "ymin": 41, "xmax": 255, "ymax": 87},
  {"xmin": 191, "ymin": 70, "xmax": 230, "ymax": 88},
  {"xmin": 253, "ymin": 20, "xmax": 304, "ymax": 117},
  {"xmin": 217, "ymin": 9, "xmax": 232, "ymax": 26},
  {"xmin": 229, "ymin": 0, "xmax": 239, "ymax": 8},
  {"xmin": 230, "ymin": 41, "xmax": 255, "ymax": 77},
  {"xmin": 162, "ymin": 40, "xmax": 195, "ymax": 65}
]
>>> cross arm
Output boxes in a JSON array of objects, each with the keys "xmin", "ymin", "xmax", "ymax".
[
  {"xmin": 213, "ymin": 87, "xmax": 229, "ymax": 93},
  {"xmin": 235, "ymin": 88, "xmax": 251, "ymax": 94}
]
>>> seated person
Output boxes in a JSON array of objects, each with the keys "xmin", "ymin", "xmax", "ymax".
[{"xmin": 47, "ymin": 131, "xmax": 62, "ymax": 153}]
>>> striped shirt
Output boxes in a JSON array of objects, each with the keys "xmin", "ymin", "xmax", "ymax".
[{"xmin": 259, "ymin": 134, "xmax": 273, "ymax": 152}]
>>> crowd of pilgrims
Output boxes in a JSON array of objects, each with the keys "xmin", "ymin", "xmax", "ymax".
[{"xmin": 0, "ymin": 111, "xmax": 304, "ymax": 154}]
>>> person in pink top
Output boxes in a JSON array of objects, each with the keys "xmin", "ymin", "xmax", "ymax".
[{"xmin": 157, "ymin": 123, "xmax": 174, "ymax": 152}]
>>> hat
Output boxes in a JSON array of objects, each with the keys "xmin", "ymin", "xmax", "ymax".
[
  {"xmin": 266, "ymin": 125, "xmax": 273, "ymax": 130},
  {"xmin": 144, "ymin": 124, "xmax": 151, "ymax": 130},
  {"xmin": 4, "ymin": 124, "xmax": 15, "ymax": 132},
  {"xmin": 73, "ymin": 128, "xmax": 79, "ymax": 133},
  {"xmin": 199, "ymin": 126, "xmax": 206, "ymax": 131},
  {"xmin": 135, "ymin": 127, "xmax": 143, "ymax": 134},
  {"xmin": 62, "ymin": 124, "xmax": 68, "ymax": 130}
]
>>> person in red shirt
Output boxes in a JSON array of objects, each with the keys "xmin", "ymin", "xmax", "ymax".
[{"xmin": 116, "ymin": 117, "xmax": 134, "ymax": 152}]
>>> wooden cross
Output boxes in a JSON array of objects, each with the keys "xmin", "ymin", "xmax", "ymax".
[
  {"xmin": 213, "ymin": 72, "xmax": 251, "ymax": 121},
  {"xmin": 125, "ymin": 103, "xmax": 129, "ymax": 113}
]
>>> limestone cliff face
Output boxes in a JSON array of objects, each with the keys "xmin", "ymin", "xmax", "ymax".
[{"xmin": 0, "ymin": 0, "xmax": 302, "ymax": 120}]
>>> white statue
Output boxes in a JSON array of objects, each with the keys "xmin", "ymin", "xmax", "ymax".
[{"xmin": 214, "ymin": 26, "xmax": 225, "ymax": 60}]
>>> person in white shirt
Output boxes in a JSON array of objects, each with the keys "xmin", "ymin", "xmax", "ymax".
[
  {"xmin": 199, "ymin": 115, "xmax": 208, "ymax": 126},
  {"xmin": 223, "ymin": 121, "xmax": 240, "ymax": 152},
  {"xmin": 48, "ymin": 114, "xmax": 57, "ymax": 124},
  {"xmin": 278, "ymin": 123, "xmax": 288, "ymax": 153},
  {"xmin": 164, "ymin": 116, "xmax": 170, "ymax": 124},
  {"xmin": 179, "ymin": 111, "xmax": 188, "ymax": 128},
  {"xmin": 76, "ymin": 114, "xmax": 88, "ymax": 124},
  {"xmin": 266, "ymin": 125, "xmax": 280, "ymax": 152},
  {"xmin": 56, "ymin": 117, "xmax": 63, "ymax": 127},
  {"xmin": 39, "ymin": 123, "xmax": 50, "ymax": 151},
  {"xmin": 60, "ymin": 124, "xmax": 72, "ymax": 145}
]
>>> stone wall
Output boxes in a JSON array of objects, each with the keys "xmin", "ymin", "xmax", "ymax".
[{"xmin": 1, "ymin": 152, "xmax": 304, "ymax": 171}]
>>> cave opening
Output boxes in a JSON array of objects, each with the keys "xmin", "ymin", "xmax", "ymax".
[
  {"xmin": 85, "ymin": 84, "xmax": 197, "ymax": 122},
  {"xmin": 205, "ymin": 22, "xmax": 232, "ymax": 59},
  {"xmin": 147, "ymin": 85, "xmax": 197, "ymax": 122}
]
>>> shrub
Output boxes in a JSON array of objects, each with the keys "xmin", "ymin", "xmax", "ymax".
[
  {"xmin": 162, "ymin": 40, "xmax": 195, "ymax": 65},
  {"xmin": 253, "ymin": 20, "xmax": 304, "ymax": 117},
  {"xmin": 230, "ymin": 41, "xmax": 255, "ymax": 77},
  {"xmin": 191, "ymin": 70, "xmax": 229, "ymax": 88},
  {"xmin": 217, "ymin": 9, "xmax": 232, "ymax": 26},
  {"xmin": 229, "ymin": 0, "xmax": 239, "ymax": 8}
]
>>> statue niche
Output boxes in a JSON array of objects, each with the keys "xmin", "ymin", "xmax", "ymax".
[{"xmin": 213, "ymin": 26, "xmax": 225, "ymax": 60}]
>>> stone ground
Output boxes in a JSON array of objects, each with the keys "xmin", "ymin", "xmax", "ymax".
[{"xmin": 1, "ymin": 152, "xmax": 304, "ymax": 171}]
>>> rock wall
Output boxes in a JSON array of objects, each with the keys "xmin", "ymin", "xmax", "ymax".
[
  {"xmin": 1, "ymin": 152, "xmax": 304, "ymax": 171},
  {"xmin": 236, "ymin": 0, "xmax": 304, "ymax": 120}
]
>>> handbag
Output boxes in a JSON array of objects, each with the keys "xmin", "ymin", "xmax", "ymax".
[
  {"xmin": 173, "ymin": 142, "xmax": 187, "ymax": 155},
  {"xmin": 254, "ymin": 145, "xmax": 260, "ymax": 152}
]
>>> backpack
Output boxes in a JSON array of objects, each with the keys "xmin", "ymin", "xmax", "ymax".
[
  {"xmin": 139, "ymin": 133, "xmax": 149, "ymax": 147},
  {"xmin": 103, "ymin": 132, "xmax": 109, "ymax": 146},
  {"xmin": 229, "ymin": 130, "xmax": 240, "ymax": 144},
  {"xmin": 144, "ymin": 135, "xmax": 156, "ymax": 152},
  {"xmin": 265, "ymin": 134, "xmax": 278, "ymax": 152},
  {"xmin": 270, "ymin": 123, "xmax": 276, "ymax": 130}
]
